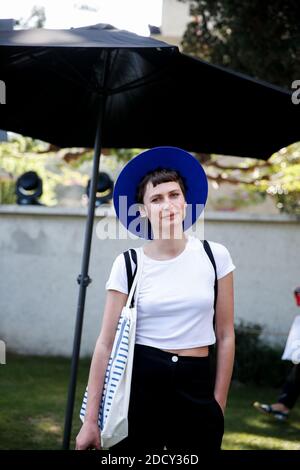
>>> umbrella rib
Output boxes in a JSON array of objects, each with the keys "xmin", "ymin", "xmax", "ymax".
[
  {"xmin": 89, "ymin": 47, "xmax": 178, "ymax": 96},
  {"xmin": 9, "ymin": 48, "xmax": 93, "ymax": 89},
  {"xmin": 108, "ymin": 74, "xmax": 167, "ymax": 95},
  {"xmin": 39, "ymin": 47, "xmax": 176, "ymax": 96},
  {"xmin": 107, "ymin": 59, "xmax": 176, "ymax": 95},
  {"xmin": 50, "ymin": 49, "xmax": 94, "ymax": 89},
  {"xmin": 3, "ymin": 46, "xmax": 177, "ymax": 95}
]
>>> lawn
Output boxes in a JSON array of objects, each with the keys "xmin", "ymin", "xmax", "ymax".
[{"xmin": 0, "ymin": 354, "xmax": 299, "ymax": 450}]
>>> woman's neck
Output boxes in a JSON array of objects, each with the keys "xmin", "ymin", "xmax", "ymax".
[{"xmin": 147, "ymin": 233, "xmax": 188, "ymax": 257}]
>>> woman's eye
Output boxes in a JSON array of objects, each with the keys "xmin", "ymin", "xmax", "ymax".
[{"xmin": 151, "ymin": 193, "xmax": 179, "ymax": 202}]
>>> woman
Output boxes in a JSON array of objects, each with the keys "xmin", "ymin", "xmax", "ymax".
[
  {"xmin": 76, "ymin": 147, "xmax": 235, "ymax": 452},
  {"xmin": 253, "ymin": 287, "xmax": 300, "ymax": 422}
]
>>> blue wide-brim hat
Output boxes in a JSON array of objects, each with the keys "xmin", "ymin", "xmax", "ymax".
[{"xmin": 113, "ymin": 146, "xmax": 208, "ymax": 240}]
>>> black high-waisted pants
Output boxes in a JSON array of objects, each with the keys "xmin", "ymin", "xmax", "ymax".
[
  {"xmin": 278, "ymin": 363, "xmax": 300, "ymax": 409},
  {"xmin": 111, "ymin": 343, "xmax": 224, "ymax": 453}
]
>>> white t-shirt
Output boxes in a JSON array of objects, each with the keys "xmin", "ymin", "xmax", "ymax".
[{"xmin": 105, "ymin": 235, "xmax": 235, "ymax": 349}]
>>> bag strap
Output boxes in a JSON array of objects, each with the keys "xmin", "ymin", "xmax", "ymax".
[
  {"xmin": 202, "ymin": 240, "xmax": 218, "ymax": 329},
  {"xmin": 123, "ymin": 248, "xmax": 138, "ymax": 308},
  {"xmin": 124, "ymin": 242, "xmax": 217, "ymax": 320}
]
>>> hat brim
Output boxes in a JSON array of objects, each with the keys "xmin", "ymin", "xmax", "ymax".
[{"xmin": 113, "ymin": 146, "xmax": 208, "ymax": 240}]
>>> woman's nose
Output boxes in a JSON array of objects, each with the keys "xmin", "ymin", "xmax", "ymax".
[{"xmin": 161, "ymin": 200, "xmax": 172, "ymax": 210}]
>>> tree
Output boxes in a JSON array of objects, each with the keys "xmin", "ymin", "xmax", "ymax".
[
  {"xmin": 200, "ymin": 146, "xmax": 300, "ymax": 215},
  {"xmin": 177, "ymin": 1, "xmax": 300, "ymax": 214},
  {"xmin": 179, "ymin": 0, "xmax": 300, "ymax": 89},
  {"xmin": 16, "ymin": 6, "xmax": 46, "ymax": 29},
  {"xmin": 1, "ymin": 136, "xmax": 299, "ymax": 215},
  {"xmin": 0, "ymin": 136, "xmax": 92, "ymax": 206}
]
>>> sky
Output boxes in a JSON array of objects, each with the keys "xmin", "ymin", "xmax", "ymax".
[{"xmin": 0, "ymin": 0, "xmax": 163, "ymax": 36}]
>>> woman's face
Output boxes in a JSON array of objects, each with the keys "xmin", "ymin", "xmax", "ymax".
[{"xmin": 141, "ymin": 180, "xmax": 187, "ymax": 238}]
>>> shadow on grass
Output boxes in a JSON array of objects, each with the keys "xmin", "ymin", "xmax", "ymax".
[
  {"xmin": 223, "ymin": 382, "xmax": 300, "ymax": 450},
  {"xmin": 0, "ymin": 353, "xmax": 90, "ymax": 450},
  {"xmin": 1, "ymin": 354, "xmax": 300, "ymax": 450}
]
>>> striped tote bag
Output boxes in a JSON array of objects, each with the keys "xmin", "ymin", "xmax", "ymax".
[{"xmin": 79, "ymin": 246, "xmax": 144, "ymax": 449}]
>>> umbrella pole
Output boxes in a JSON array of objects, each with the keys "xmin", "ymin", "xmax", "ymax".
[
  {"xmin": 62, "ymin": 114, "xmax": 103, "ymax": 450},
  {"xmin": 62, "ymin": 53, "xmax": 110, "ymax": 451}
]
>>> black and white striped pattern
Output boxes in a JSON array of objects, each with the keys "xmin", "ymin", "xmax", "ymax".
[{"xmin": 79, "ymin": 310, "xmax": 131, "ymax": 430}]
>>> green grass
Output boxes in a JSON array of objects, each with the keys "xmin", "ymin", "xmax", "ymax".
[
  {"xmin": 224, "ymin": 382, "xmax": 300, "ymax": 450},
  {"xmin": 0, "ymin": 353, "xmax": 89, "ymax": 450},
  {"xmin": 0, "ymin": 354, "xmax": 300, "ymax": 450}
]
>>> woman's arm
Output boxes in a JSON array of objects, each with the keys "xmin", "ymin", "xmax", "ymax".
[
  {"xmin": 75, "ymin": 289, "xmax": 128, "ymax": 450},
  {"xmin": 213, "ymin": 271, "xmax": 235, "ymax": 414}
]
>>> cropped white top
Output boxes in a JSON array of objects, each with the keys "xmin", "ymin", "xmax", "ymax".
[{"xmin": 105, "ymin": 235, "xmax": 235, "ymax": 349}]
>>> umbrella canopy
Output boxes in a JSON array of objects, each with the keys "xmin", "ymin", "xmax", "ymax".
[{"xmin": 0, "ymin": 23, "xmax": 299, "ymax": 159}]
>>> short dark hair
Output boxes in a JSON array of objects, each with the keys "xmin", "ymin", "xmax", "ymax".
[{"xmin": 135, "ymin": 167, "xmax": 188, "ymax": 205}]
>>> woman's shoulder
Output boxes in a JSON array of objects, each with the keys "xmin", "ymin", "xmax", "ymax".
[
  {"xmin": 189, "ymin": 235, "xmax": 231, "ymax": 256},
  {"xmin": 204, "ymin": 240, "xmax": 236, "ymax": 279},
  {"xmin": 190, "ymin": 236, "xmax": 234, "ymax": 265},
  {"xmin": 206, "ymin": 240, "xmax": 231, "ymax": 255},
  {"xmin": 116, "ymin": 246, "xmax": 141, "ymax": 269}
]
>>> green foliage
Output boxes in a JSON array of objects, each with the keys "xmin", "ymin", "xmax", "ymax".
[
  {"xmin": 113, "ymin": 148, "xmax": 144, "ymax": 163},
  {"xmin": 57, "ymin": 148, "xmax": 94, "ymax": 170},
  {"xmin": 180, "ymin": 0, "xmax": 300, "ymax": 89},
  {"xmin": 212, "ymin": 187, "xmax": 266, "ymax": 210},
  {"xmin": 0, "ymin": 162, "xmax": 16, "ymax": 204},
  {"xmin": 233, "ymin": 321, "xmax": 291, "ymax": 386},
  {"xmin": 0, "ymin": 136, "xmax": 90, "ymax": 206},
  {"xmin": 0, "ymin": 137, "xmax": 145, "ymax": 207},
  {"xmin": 255, "ymin": 143, "xmax": 300, "ymax": 215},
  {"xmin": 205, "ymin": 142, "xmax": 300, "ymax": 215},
  {"xmin": 1, "ymin": 135, "xmax": 298, "ymax": 214}
]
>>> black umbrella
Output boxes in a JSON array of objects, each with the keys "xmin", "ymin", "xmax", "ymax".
[
  {"xmin": 0, "ymin": 24, "xmax": 299, "ymax": 450},
  {"xmin": 0, "ymin": 23, "xmax": 299, "ymax": 158}
]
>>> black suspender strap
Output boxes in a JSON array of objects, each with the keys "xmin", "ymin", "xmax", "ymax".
[
  {"xmin": 202, "ymin": 240, "xmax": 218, "ymax": 329},
  {"xmin": 123, "ymin": 248, "xmax": 138, "ymax": 308}
]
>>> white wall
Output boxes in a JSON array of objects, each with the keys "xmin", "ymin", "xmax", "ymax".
[
  {"xmin": 161, "ymin": 0, "xmax": 191, "ymax": 38},
  {"xmin": 0, "ymin": 205, "xmax": 299, "ymax": 356}
]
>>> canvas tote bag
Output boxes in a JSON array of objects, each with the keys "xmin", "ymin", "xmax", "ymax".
[{"xmin": 80, "ymin": 246, "xmax": 144, "ymax": 448}]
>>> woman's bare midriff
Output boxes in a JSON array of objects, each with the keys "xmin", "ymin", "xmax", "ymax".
[{"xmin": 160, "ymin": 346, "xmax": 209, "ymax": 357}]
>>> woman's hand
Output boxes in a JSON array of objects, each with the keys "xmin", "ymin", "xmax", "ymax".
[
  {"xmin": 214, "ymin": 395, "xmax": 226, "ymax": 416},
  {"xmin": 75, "ymin": 421, "xmax": 101, "ymax": 450}
]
